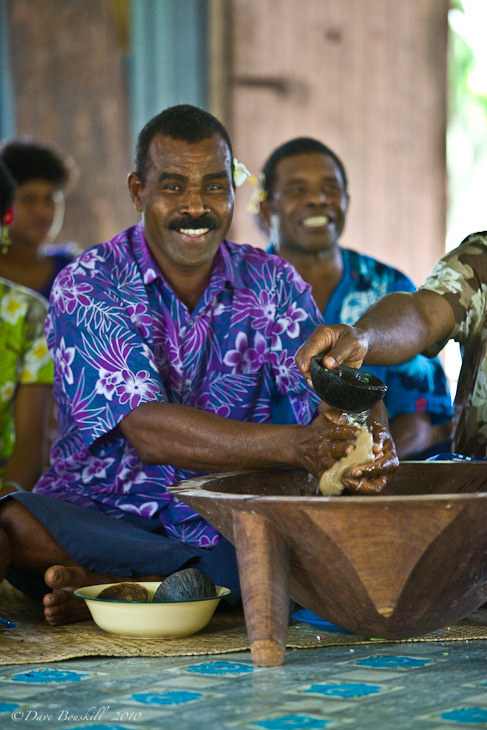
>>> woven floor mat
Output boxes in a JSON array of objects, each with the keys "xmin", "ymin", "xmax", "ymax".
[{"xmin": 1, "ymin": 582, "xmax": 486, "ymax": 665}]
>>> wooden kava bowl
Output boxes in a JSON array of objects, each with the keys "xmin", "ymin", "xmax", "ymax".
[{"xmin": 169, "ymin": 462, "xmax": 487, "ymax": 666}]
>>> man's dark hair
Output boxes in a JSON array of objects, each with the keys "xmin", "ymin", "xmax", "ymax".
[
  {"xmin": 261, "ymin": 137, "xmax": 348, "ymax": 198},
  {"xmin": 0, "ymin": 138, "xmax": 70, "ymax": 188},
  {"xmin": 135, "ymin": 104, "xmax": 234, "ymax": 185},
  {"xmin": 0, "ymin": 160, "xmax": 16, "ymax": 218}
]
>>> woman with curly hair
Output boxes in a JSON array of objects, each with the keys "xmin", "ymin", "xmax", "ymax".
[
  {"xmin": 0, "ymin": 139, "xmax": 79, "ymax": 299},
  {"xmin": 0, "ymin": 159, "xmax": 53, "ymax": 494}
]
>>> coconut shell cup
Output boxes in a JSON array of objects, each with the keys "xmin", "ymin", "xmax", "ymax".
[
  {"xmin": 153, "ymin": 569, "xmax": 217, "ymax": 602},
  {"xmin": 310, "ymin": 356, "xmax": 387, "ymax": 413},
  {"xmin": 96, "ymin": 582, "xmax": 150, "ymax": 602}
]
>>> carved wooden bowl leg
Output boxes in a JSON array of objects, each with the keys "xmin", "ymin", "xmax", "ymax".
[{"xmin": 233, "ymin": 511, "xmax": 290, "ymax": 667}]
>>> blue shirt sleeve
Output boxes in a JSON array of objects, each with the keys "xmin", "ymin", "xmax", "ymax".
[{"xmin": 365, "ymin": 361, "xmax": 452, "ymax": 424}]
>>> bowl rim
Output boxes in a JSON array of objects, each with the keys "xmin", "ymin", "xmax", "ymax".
[
  {"xmin": 168, "ymin": 465, "xmax": 487, "ymax": 503},
  {"xmin": 73, "ymin": 582, "xmax": 231, "ymax": 605}
]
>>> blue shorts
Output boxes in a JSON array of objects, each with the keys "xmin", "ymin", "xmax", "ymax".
[{"xmin": 6, "ymin": 492, "xmax": 240, "ymax": 605}]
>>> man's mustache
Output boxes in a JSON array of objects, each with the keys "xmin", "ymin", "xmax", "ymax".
[{"xmin": 169, "ymin": 214, "xmax": 218, "ymax": 231}]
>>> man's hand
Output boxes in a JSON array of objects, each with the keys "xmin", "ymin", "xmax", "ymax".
[
  {"xmin": 299, "ymin": 408, "xmax": 399, "ymax": 495},
  {"xmin": 340, "ymin": 420, "xmax": 399, "ymax": 495},
  {"xmin": 296, "ymin": 324, "xmax": 370, "ymax": 385}
]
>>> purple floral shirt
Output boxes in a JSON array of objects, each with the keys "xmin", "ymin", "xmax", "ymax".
[{"xmin": 34, "ymin": 222, "xmax": 323, "ymax": 547}]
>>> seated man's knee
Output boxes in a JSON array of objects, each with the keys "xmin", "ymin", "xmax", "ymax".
[{"xmin": 0, "ymin": 524, "xmax": 11, "ymax": 572}]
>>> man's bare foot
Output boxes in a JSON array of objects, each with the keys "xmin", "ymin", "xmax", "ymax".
[{"xmin": 42, "ymin": 565, "xmax": 164, "ymax": 626}]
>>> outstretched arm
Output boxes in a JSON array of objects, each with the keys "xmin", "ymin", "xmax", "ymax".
[
  {"xmin": 120, "ymin": 398, "xmax": 398, "ymax": 495},
  {"xmin": 121, "ymin": 401, "xmax": 308, "ymax": 472},
  {"xmin": 296, "ymin": 289, "xmax": 456, "ymax": 383},
  {"xmin": 121, "ymin": 401, "xmax": 349, "ymax": 478},
  {"xmin": 120, "ymin": 399, "xmax": 398, "ymax": 492}
]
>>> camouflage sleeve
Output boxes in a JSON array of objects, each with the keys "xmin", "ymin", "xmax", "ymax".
[{"xmin": 420, "ymin": 232, "xmax": 487, "ymax": 346}]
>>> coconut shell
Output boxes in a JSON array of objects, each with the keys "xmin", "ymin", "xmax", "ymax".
[
  {"xmin": 96, "ymin": 582, "xmax": 150, "ymax": 602},
  {"xmin": 153, "ymin": 569, "xmax": 216, "ymax": 602}
]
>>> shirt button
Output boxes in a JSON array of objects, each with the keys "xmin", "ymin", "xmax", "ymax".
[
  {"xmin": 184, "ymin": 379, "xmax": 192, "ymax": 387},
  {"xmin": 187, "ymin": 318, "xmax": 193, "ymax": 326}
]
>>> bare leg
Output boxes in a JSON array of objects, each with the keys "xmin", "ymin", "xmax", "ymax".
[{"xmin": 0, "ymin": 499, "xmax": 165, "ymax": 625}]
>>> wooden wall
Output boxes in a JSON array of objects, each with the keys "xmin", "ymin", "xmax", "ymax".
[
  {"xmin": 5, "ymin": 0, "xmax": 449, "ymax": 286},
  {"xmin": 224, "ymin": 0, "xmax": 449, "ymax": 286},
  {"xmin": 6, "ymin": 0, "xmax": 137, "ymax": 249}
]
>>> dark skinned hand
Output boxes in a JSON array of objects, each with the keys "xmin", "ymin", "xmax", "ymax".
[
  {"xmin": 340, "ymin": 420, "xmax": 399, "ymax": 495},
  {"xmin": 315, "ymin": 409, "xmax": 399, "ymax": 495}
]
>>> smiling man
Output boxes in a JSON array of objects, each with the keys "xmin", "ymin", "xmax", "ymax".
[
  {"xmin": 0, "ymin": 107, "xmax": 398, "ymax": 625},
  {"xmin": 259, "ymin": 137, "xmax": 452, "ymax": 459}
]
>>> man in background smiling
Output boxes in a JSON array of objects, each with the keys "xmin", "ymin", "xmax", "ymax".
[{"xmin": 259, "ymin": 137, "xmax": 452, "ymax": 459}]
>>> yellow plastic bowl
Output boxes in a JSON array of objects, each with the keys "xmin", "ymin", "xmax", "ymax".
[{"xmin": 74, "ymin": 581, "xmax": 231, "ymax": 639}]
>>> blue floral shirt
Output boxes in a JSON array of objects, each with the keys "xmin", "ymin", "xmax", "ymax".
[
  {"xmin": 33, "ymin": 223, "xmax": 322, "ymax": 547},
  {"xmin": 268, "ymin": 245, "xmax": 452, "ymax": 426}
]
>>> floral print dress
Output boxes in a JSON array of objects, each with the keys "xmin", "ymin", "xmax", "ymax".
[{"xmin": 0, "ymin": 277, "xmax": 53, "ymax": 480}]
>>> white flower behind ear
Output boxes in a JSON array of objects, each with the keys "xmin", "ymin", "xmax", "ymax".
[
  {"xmin": 233, "ymin": 159, "xmax": 266, "ymax": 212},
  {"xmin": 233, "ymin": 159, "xmax": 252, "ymax": 187}
]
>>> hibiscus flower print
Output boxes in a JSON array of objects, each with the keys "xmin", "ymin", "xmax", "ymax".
[
  {"xmin": 73, "ymin": 248, "xmax": 104, "ymax": 273},
  {"xmin": 95, "ymin": 368, "xmax": 124, "ymax": 400},
  {"xmin": 34, "ymin": 231, "xmax": 325, "ymax": 548},
  {"xmin": 271, "ymin": 350, "xmax": 301, "ymax": 391},
  {"xmin": 223, "ymin": 331, "xmax": 270, "ymax": 374},
  {"xmin": 51, "ymin": 270, "xmax": 93, "ymax": 315},
  {"xmin": 55, "ymin": 337, "xmax": 76, "ymax": 385},
  {"xmin": 223, "ymin": 331, "xmax": 249, "ymax": 373},
  {"xmin": 132, "ymin": 500, "xmax": 160, "ymax": 519},
  {"xmin": 282, "ymin": 264, "xmax": 308, "ymax": 292},
  {"xmin": 245, "ymin": 331, "xmax": 270, "ymax": 371},
  {"xmin": 232, "ymin": 290, "xmax": 276, "ymax": 337},
  {"xmin": 126, "ymin": 302, "xmax": 152, "ymax": 339},
  {"xmin": 82, "ymin": 457, "xmax": 115, "ymax": 483},
  {"xmin": 247, "ymin": 291, "xmax": 276, "ymax": 334},
  {"xmin": 276, "ymin": 301, "xmax": 308, "ymax": 339},
  {"xmin": 115, "ymin": 369, "xmax": 160, "ymax": 409}
]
